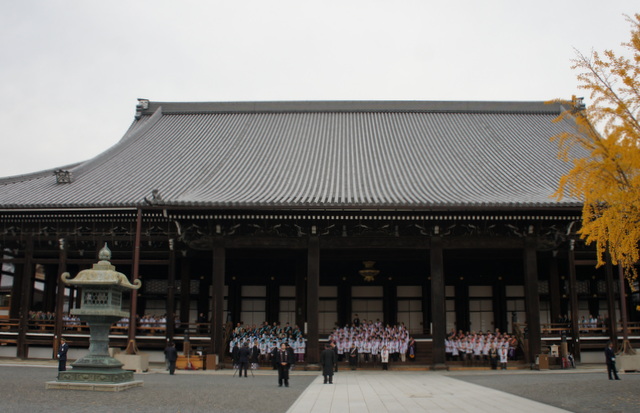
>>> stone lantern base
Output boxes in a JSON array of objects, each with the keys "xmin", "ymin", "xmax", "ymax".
[{"xmin": 45, "ymin": 379, "xmax": 144, "ymax": 392}]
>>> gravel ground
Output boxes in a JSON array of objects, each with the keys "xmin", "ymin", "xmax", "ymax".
[
  {"xmin": 450, "ymin": 370, "xmax": 640, "ymax": 413},
  {"xmin": 0, "ymin": 365, "xmax": 316, "ymax": 413}
]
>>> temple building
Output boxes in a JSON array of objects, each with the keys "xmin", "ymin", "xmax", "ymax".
[{"xmin": 0, "ymin": 100, "xmax": 634, "ymax": 365}]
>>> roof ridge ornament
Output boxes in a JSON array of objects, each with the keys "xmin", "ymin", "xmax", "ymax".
[
  {"xmin": 54, "ymin": 169, "xmax": 72, "ymax": 184},
  {"xmin": 135, "ymin": 98, "xmax": 150, "ymax": 120}
]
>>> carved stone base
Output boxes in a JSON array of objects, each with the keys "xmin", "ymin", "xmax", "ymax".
[{"xmin": 57, "ymin": 368, "xmax": 135, "ymax": 384}]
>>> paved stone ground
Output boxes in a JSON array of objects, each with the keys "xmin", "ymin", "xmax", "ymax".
[
  {"xmin": 450, "ymin": 370, "xmax": 640, "ymax": 413},
  {"xmin": 0, "ymin": 365, "xmax": 316, "ymax": 413},
  {"xmin": 1, "ymin": 362, "xmax": 639, "ymax": 412}
]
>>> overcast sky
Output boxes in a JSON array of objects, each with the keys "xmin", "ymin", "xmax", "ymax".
[{"xmin": 0, "ymin": 0, "xmax": 637, "ymax": 177}]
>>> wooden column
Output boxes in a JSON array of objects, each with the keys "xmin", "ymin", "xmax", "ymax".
[
  {"xmin": 211, "ymin": 244, "xmax": 226, "ymax": 357},
  {"xmin": 53, "ymin": 238, "xmax": 67, "ymax": 358},
  {"xmin": 294, "ymin": 258, "xmax": 306, "ymax": 330},
  {"xmin": 179, "ymin": 251, "xmax": 191, "ymax": 328},
  {"xmin": 17, "ymin": 237, "xmax": 33, "ymax": 359},
  {"xmin": 228, "ymin": 280, "xmax": 240, "ymax": 325},
  {"xmin": 126, "ymin": 209, "xmax": 142, "ymax": 354},
  {"xmin": 422, "ymin": 280, "xmax": 431, "ymax": 335},
  {"xmin": 430, "ymin": 236, "xmax": 446, "ymax": 366},
  {"xmin": 604, "ymin": 259, "xmax": 617, "ymax": 346},
  {"xmin": 383, "ymin": 279, "xmax": 397, "ymax": 325},
  {"xmin": 337, "ymin": 282, "xmax": 349, "ymax": 328},
  {"xmin": 306, "ymin": 236, "xmax": 320, "ymax": 364},
  {"xmin": 166, "ymin": 239, "xmax": 176, "ymax": 341},
  {"xmin": 548, "ymin": 254, "xmax": 561, "ymax": 325},
  {"xmin": 267, "ymin": 278, "xmax": 279, "ymax": 323},
  {"xmin": 567, "ymin": 240, "xmax": 581, "ymax": 361},
  {"xmin": 492, "ymin": 279, "xmax": 507, "ymax": 333},
  {"xmin": 523, "ymin": 237, "xmax": 541, "ymax": 361},
  {"xmin": 454, "ymin": 282, "xmax": 469, "ymax": 332}
]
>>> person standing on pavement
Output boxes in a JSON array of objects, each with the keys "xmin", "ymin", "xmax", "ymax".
[
  {"xmin": 380, "ymin": 345, "xmax": 390, "ymax": 371},
  {"xmin": 237, "ymin": 342, "xmax": 251, "ymax": 378},
  {"xmin": 320, "ymin": 344, "xmax": 337, "ymax": 384},
  {"xmin": 348, "ymin": 343, "xmax": 358, "ymax": 370},
  {"xmin": 274, "ymin": 343, "xmax": 291, "ymax": 387},
  {"xmin": 605, "ymin": 341, "xmax": 620, "ymax": 380},
  {"xmin": 57, "ymin": 337, "xmax": 69, "ymax": 372},
  {"xmin": 164, "ymin": 342, "xmax": 178, "ymax": 375}
]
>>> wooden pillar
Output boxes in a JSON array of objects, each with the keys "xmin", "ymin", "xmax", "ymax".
[
  {"xmin": 211, "ymin": 244, "xmax": 225, "ymax": 357},
  {"xmin": 179, "ymin": 251, "xmax": 191, "ymax": 327},
  {"xmin": 306, "ymin": 235, "xmax": 320, "ymax": 364},
  {"xmin": 422, "ymin": 279, "xmax": 431, "ymax": 335},
  {"xmin": 125, "ymin": 209, "xmax": 142, "ymax": 354},
  {"xmin": 492, "ymin": 279, "xmax": 507, "ymax": 333},
  {"xmin": 454, "ymin": 282, "xmax": 469, "ymax": 332},
  {"xmin": 548, "ymin": 254, "xmax": 561, "ymax": 325},
  {"xmin": 9, "ymin": 251, "xmax": 23, "ymax": 319},
  {"xmin": 228, "ymin": 280, "xmax": 240, "ymax": 325},
  {"xmin": 523, "ymin": 237, "xmax": 541, "ymax": 362},
  {"xmin": 17, "ymin": 237, "xmax": 33, "ymax": 359},
  {"xmin": 384, "ymin": 279, "xmax": 397, "ymax": 325},
  {"xmin": 294, "ymin": 258, "xmax": 306, "ymax": 330},
  {"xmin": 604, "ymin": 259, "xmax": 617, "ymax": 346},
  {"xmin": 267, "ymin": 278, "xmax": 279, "ymax": 323},
  {"xmin": 166, "ymin": 239, "xmax": 176, "ymax": 341},
  {"xmin": 337, "ymin": 282, "xmax": 349, "ymax": 328},
  {"xmin": 43, "ymin": 264, "xmax": 57, "ymax": 312},
  {"xmin": 430, "ymin": 236, "xmax": 446, "ymax": 366},
  {"xmin": 567, "ymin": 240, "xmax": 581, "ymax": 361},
  {"xmin": 53, "ymin": 238, "xmax": 67, "ymax": 358}
]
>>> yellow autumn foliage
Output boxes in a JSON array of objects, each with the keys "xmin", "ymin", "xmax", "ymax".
[{"xmin": 552, "ymin": 14, "xmax": 640, "ymax": 291}]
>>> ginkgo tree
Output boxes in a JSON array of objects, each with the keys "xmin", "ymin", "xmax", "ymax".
[{"xmin": 552, "ymin": 13, "xmax": 640, "ymax": 296}]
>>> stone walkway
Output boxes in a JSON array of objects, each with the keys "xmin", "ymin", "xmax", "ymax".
[{"xmin": 287, "ymin": 371, "xmax": 570, "ymax": 413}]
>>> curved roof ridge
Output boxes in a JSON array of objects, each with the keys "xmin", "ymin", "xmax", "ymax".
[{"xmin": 141, "ymin": 100, "xmax": 564, "ymax": 116}]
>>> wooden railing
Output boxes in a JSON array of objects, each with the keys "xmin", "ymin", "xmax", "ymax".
[
  {"xmin": 0, "ymin": 319, "xmax": 211, "ymax": 337},
  {"xmin": 540, "ymin": 322, "xmax": 640, "ymax": 337}
]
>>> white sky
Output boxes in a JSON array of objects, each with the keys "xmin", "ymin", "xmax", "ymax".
[{"xmin": 0, "ymin": 0, "xmax": 637, "ymax": 177}]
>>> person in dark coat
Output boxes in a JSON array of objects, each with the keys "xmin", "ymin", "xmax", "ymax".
[
  {"xmin": 407, "ymin": 337, "xmax": 417, "ymax": 362},
  {"xmin": 331, "ymin": 341, "xmax": 339, "ymax": 372},
  {"xmin": 250, "ymin": 340, "xmax": 260, "ymax": 370},
  {"xmin": 232, "ymin": 343, "xmax": 240, "ymax": 368},
  {"xmin": 237, "ymin": 342, "xmax": 251, "ymax": 378},
  {"xmin": 164, "ymin": 342, "xmax": 178, "ymax": 375},
  {"xmin": 274, "ymin": 343, "xmax": 291, "ymax": 387},
  {"xmin": 605, "ymin": 341, "xmax": 620, "ymax": 380},
  {"xmin": 320, "ymin": 344, "xmax": 337, "ymax": 384},
  {"xmin": 57, "ymin": 337, "xmax": 69, "ymax": 372},
  {"xmin": 348, "ymin": 343, "xmax": 358, "ymax": 370},
  {"xmin": 286, "ymin": 342, "xmax": 296, "ymax": 370}
]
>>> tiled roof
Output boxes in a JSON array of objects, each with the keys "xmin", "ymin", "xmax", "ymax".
[{"xmin": 0, "ymin": 101, "xmax": 585, "ymax": 210}]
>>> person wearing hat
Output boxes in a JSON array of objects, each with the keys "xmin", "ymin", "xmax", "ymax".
[{"xmin": 57, "ymin": 337, "xmax": 69, "ymax": 372}]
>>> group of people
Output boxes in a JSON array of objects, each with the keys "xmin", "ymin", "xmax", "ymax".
[
  {"xmin": 229, "ymin": 321, "xmax": 307, "ymax": 364},
  {"xmin": 327, "ymin": 316, "xmax": 417, "ymax": 369},
  {"xmin": 445, "ymin": 329, "xmax": 517, "ymax": 370}
]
